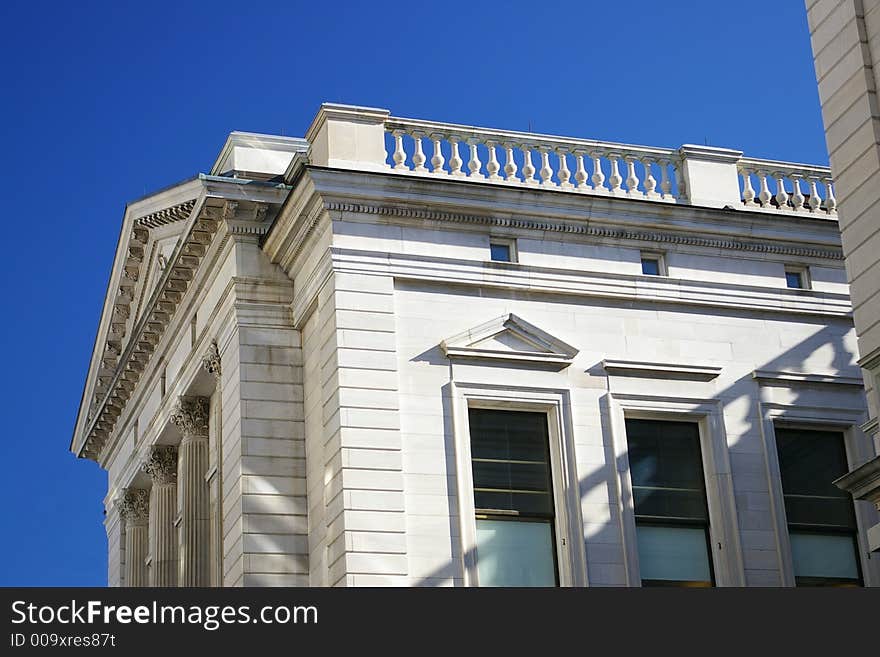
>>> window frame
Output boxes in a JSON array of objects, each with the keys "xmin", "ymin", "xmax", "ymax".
[
  {"xmin": 784, "ymin": 265, "xmax": 811, "ymax": 290},
  {"xmin": 640, "ymin": 251, "xmax": 666, "ymax": 277},
  {"xmin": 608, "ymin": 393, "xmax": 745, "ymax": 587},
  {"xmin": 625, "ymin": 417, "xmax": 716, "ymax": 587},
  {"xmin": 451, "ymin": 383, "xmax": 585, "ymax": 587},
  {"xmin": 488, "ymin": 238, "xmax": 517, "ymax": 263},
  {"xmin": 758, "ymin": 402, "xmax": 878, "ymax": 587}
]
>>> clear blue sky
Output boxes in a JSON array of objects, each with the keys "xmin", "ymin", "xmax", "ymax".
[{"xmin": 0, "ymin": 0, "xmax": 827, "ymax": 586}]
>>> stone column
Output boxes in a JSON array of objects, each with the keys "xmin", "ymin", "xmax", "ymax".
[
  {"xmin": 144, "ymin": 446, "xmax": 178, "ymax": 587},
  {"xmin": 171, "ymin": 396, "xmax": 211, "ymax": 587},
  {"xmin": 117, "ymin": 488, "xmax": 150, "ymax": 587},
  {"xmin": 202, "ymin": 341, "xmax": 223, "ymax": 587}
]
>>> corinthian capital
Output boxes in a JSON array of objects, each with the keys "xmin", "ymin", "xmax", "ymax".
[
  {"xmin": 170, "ymin": 396, "xmax": 210, "ymax": 440},
  {"xmin": 201, "ymin": 340, "xmax": 221, "ymax": 379},
  {"xmin": 116, "ymin": 488, "xmax": 149, "ymax": 526},
  {"xmin": 143, "ymin": 445, "xmax": 178, "ymax": 484}
]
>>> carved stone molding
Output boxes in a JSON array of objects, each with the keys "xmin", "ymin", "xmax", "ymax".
[
  {"xmin": 116, "ymin": 488, "xmax": 150, "ymax": 526},
  {"xmin": 143, "ymin": 445, "xmax": 178, "ymax": 484},
  {"xmin": 323, "ymin": 202, "xmax": 845, "ymax": 261},
  {"xmin": 201, "ymin": 340, "xmax": 221, "ymax": 379},
  {"xmin": 170, "ymin": 397, "xmax": 210, "ymax": 440},
  {"xmin": 224, "ymin": 201, "xmax": 271, "ymax": 238}
]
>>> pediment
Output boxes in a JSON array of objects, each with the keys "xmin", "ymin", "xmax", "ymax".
[{"xmin": 441, "ymin": 313, "xmax": 578, "ymax": 366}]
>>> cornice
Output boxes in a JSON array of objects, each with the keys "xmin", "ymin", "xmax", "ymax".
[
  {"xmin": 834, "ymin": 455, "xmax": 880, "ymax": 504},
  {"xmin": 751, "ymin": 369, "xmax": 865, "ymax": 387},
  {"xmin": 323, "ymin": 202, "xmax": 843, "ymax": 261},
  {"xmin": 603, "ymin": 359, "xmax": 722, "ymax": 380},
  {"xmin": 328, "ymin": 247, "xmax": 853, "ymax": 317},
  {"xmin": 78, "ymin": 200, "xmax": 226, "ymax": 461}
]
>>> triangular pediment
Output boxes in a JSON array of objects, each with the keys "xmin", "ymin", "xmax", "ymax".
[{"xmin": 441, "ymin": 313, "xmax": 578, "ymax": 366}]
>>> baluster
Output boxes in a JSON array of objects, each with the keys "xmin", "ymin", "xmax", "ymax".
[
  {"xmin": 591, "ymin": 152, "xmax": 606, "ymax": 192},
  {"xmin": 659, "ymin": 159, "xmax": 673, "ymax": 200},
  {"xmin": 741, "ymin": 169, "xmax": 756, "ymax": 205},
  {"xmin": 757, "ymin": 172, "xmax": 772, "ymax": 207},
  {"xmin": 791, "ymin": 176, "xmax": 805, "ymax": 211},
  {"xmin": 641, "ymin": 158, "xmax": 659, "ymax": 199},
  {"xmin": 824, "ymin": 179, "xmax": 837, "ymax": 213},
  {"xmin": 774, "ymin": 174, "xmax": 789, "ymax": 210},
  {"xmin": 808, "ymin": 178, "xmax": 821, "ymax": 212},
  {"xmin": 503, "ymin": 144, "xmax": 518, "ymax": 182},
  {"xmin": 539, "ymin": 149, "xmax": 556, "ymax": 186},
  {"xmin": 486, "ymin": 141, "xmax": 502, "ymax": 181},
  {"xmin": 411, "ymin": 132, "xmax": 427, "ymax": 173},
  {"xmin": 449, "ymin": 139, "xmax": 465, "ymax": 177},
  {"xmin": 392, "ymin": 130, "xmax": 408, "ymax": 170},
  {"xmin": 574, "ymin": 152, "xmax": 589, "ymax": 190},
  {"xmin": 624, "ymin": 156, "xmax": 642, "ymax": 196},
  {"xmin": 674, "ymin": 161, "xmax": 688, "ymax": 200},
  {"xmin": 430, "ymin": 134, "xmax": 446, "ymax": 175},
  {"xmin": 608, "ymin": 155, "xmax": 623, "ymax": 194},
  {"xmin": 557, "ymin": 150, "xmax": 573, "ymax": 189},
  {"xmin": 522, "ymin": 147, "xmax": 537, "ymax": 185},
  {"xmin": 467, "ymin": 139, "xmax": 484, "ymax": 179}
]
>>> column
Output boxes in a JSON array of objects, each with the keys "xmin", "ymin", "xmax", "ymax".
[
  {"xmin": 144, "ymin": 445, "xmax": 178, "ymax": 587},
  {"xmin": 117, "ymin": 488, "xmax": 150, "ymax": 587},
  {"xmin": 171, "ymin": 396, "xmax": 211, "ymax": 587},
  {"xmin": 201, "ymin": 341, "xmax": 223, "ymax": 587}
]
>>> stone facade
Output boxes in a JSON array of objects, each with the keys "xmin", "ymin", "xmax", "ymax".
[
  {"xmin": 73, "ymin": 104, "xmax": 880, "ymax": 586},
  {"xmin": 806, "ymin": 0, "xmax": 880, "ymax": 552}
]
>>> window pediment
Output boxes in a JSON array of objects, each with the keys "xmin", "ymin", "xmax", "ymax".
[{"xmin": 440, "ymin": 313, "xmax": 578, "ymax": 367}]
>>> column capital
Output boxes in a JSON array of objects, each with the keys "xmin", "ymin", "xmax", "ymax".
[
  {"xmin": 116, "ymin": 488, "xmax": 149, "ymax": 526},
  {"xmin": 143, "ymin": 445, "xmax": 178, "ymax": 484},
  {"xmin": 170, "ymin": 396, "xmax": 210, "ymax": 440},
  {"xmin": 201, "ymin": 340, "xmax": 221, "ymax": 379}
]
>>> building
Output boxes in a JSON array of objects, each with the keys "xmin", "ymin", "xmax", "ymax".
[
  {"xmin": 805, "ymin": 0, "xmax": 880, "ymax": 554},
  {"xmin": 71, "ymin": 102, "xmax": 880, "ymax": 586}
]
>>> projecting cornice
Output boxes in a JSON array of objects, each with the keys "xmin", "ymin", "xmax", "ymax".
[
  {"xmin": 323, "ymin": 202, "xmax": 844, "ymax": 261},
  {"xmin": 73, "ymin": 175, "xmax": 287, "ymax": 463}
]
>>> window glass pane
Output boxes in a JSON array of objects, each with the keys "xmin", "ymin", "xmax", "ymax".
[
  {"xmin": 626, "ymin": 419, "xmax": 708, "ymax": 521},
  {"xmin": 790, "ymin": 532, "xmax": 860, "ymax": 581},
  {"xmin": 490, "ymin": 243, "xmax": 511, "ymax": 262},
  {"xmin": 470, "ymin": 409, "xmax": 552, "ymax": 515},
  {"xmin": 475, "ymin": 519, "xmax": 556, "ymax": 586},
  {"xmin": 775, "ymin": 429, "xmax": 855, "ymax": 529},
  {"xmin": 636, "ymin": 525, "xmax": 712, "ymax": 585},
  {"xmin": 785, "ymin": 271, "xmax": 803, "ymax": 288},
  {"xmin": 641, "ymin": 258, "xmax": 660, "ymax": 275}
]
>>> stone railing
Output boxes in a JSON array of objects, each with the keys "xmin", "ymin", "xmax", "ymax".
[
  {"xmin": 304, "ymin": 103, "xmax": 837, "ymax": 217},
  {"xmin": 383, "ymin": 117, "xmax": 681, "ymax": 201},
  {"xmin": 738, "ymin": 157, "xmax": 836, "ymax": 216}
]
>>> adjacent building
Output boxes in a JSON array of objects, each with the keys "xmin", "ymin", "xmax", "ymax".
[
  {"xmin": 72, "ymin": 102, "xmax": 880, "ymax": 586},
  {"xmin": 806, "ymin": 0, "xmax": 880, "ymax": 554}
]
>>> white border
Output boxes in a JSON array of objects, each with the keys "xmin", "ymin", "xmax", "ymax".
[
  {"xmin": 450, "ymin": 382, "xmax": 587, "ymax": 587},
  {"xmin": 757, "ymin": 401, "xmax": 879, "ymax": 587},
  {"xmin": 607, "ymin": 393, "xmax": 746, "ymax": 586}
]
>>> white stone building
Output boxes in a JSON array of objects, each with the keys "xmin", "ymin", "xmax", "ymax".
[
  {"xmin": 806, "ymin": 0, "xmax": 880, "ymax": 555},
  {"xmin": 72, "ymin": 103, "xmax": 880, "ymax": 586}
]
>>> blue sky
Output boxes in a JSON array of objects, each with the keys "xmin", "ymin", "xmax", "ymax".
[{"xmin": 0, "ymin": 0, "xmax": 826, "ymax": 585}]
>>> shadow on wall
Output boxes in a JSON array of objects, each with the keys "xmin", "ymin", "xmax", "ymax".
[{"xmin": 406, "ymin": 319, "xmax": 871, "ymax": 587}]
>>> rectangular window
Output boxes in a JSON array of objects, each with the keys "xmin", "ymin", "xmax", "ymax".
[
  {"xmin": 775, "ymin": 428, "xmax": 861, "ymax": 586},
  {"xmin": 469, "ymin": 408, "xmax": 557, "ymax": 586},
  {"xmin": 625, "ymin": 419, "xmax": 714, "ymax": 587},
  {"xmin": 640, "ymin": 252, "xmax": 665, "ymax": 276},
  {"xmin": 785, "ymin": 266, "xmax": 809, "ymax": 289},
  {"xmin": 490, "ymin": 241, "xmax": 514, "ymax": 262}
]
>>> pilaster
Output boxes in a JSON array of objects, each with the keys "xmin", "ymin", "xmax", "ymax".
[
  {"xmin": 317, "ymin": 271, "xmax": 408, "ymax": 586},
  {"xmin": 117, "ymin": 488, "xmax": 150, "ymax": 587},
  {"xmin": 144, "ymin": 445, "xmax": 178, "ymax": 586},
  {"xmin": 171, "ymin": 396, "xmax": 211, "ymax": 586},
  {"xmin": 218, "ymin": 208, "xmax": 307, "ymax": 586}
]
